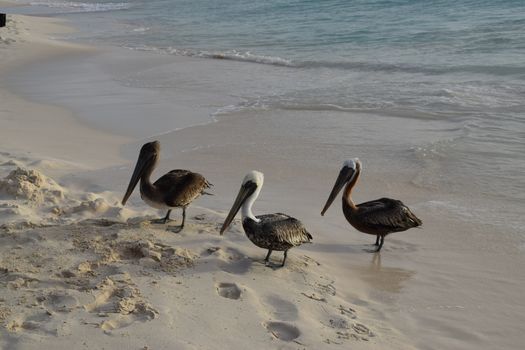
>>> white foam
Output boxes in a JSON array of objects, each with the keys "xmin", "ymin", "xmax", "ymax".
[
  {"xmin": 151, "ymin": 47, "xmax": 295, "ymax": 67},
  {"xmin": 29, "ymin": 1, "xmax": 131, "ymax": 13},
  {"xmin": 132, "ymin": 27, "xmax": 150, "ymax": 33},
  {"xmin": 201, "ymin": 50, "xmax": 294, "ymax": 67}
]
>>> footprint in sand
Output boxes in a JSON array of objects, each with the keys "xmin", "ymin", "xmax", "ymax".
[
  {"xmin": 264, "ymin": 295, "xmax": 299, "ymax": 321},
  {"xmin": 315, "ymin": 281, "xmax": 336, "ymax": 296},
  {"xmin": 213, "ymin": 247, "xmax": 252, "ymax": 275},
  {"xmin": 264, "ymin": 321, "xmax": 301, "ymax": 342},
  {"xmin": 7, "ymin": 311, "xmax": 55, "ymax": 335},
  {"xmin": 42, "ymin": 291, "xmax": 79, "ymax": 313},
  {"xmin": 215, "ymin": 282, "xmax": 242, "ymax": 300},
  {"xmin": 100, "ymin": 302, "xmax": 157, "ymax": 332},
  {"xmin": 338, "ymin": 305, "xmax": 357, "ymax": 319},
  {"xmin": 84, "ymin": 275, "xmax": 157, "ymax": 331},
  {"xmin": 352, "ymin": 323, "xmax": 373, "ymax": 336},
  {"xmin": 327, "ymin": 316, "xmax": 350, "ymax": 330}
]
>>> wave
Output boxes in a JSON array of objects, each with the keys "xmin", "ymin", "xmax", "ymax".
[
  {"xmin": 132, "ymin": 27, "xmax": 150, "ymax": 33},
  {"xmin": 126, "ymin": 45, "xmax": 525, "ymax": 77},
  {"xmin": 127, "ymin": 45, "xmax": 294, "ymax": 67},
  {"xmin": 167, "ymin": 48, "xmax": 294, "ymax": 67},
  {"xmin": 29, "ymin": 1, "xmax": 131, "ymax": 13},
  {"xmin": 298, "ymin": 60, "xmax": 525, "ymax": 77}
]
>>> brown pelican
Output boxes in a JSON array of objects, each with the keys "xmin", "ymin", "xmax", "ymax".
[
  {"xmin": 122, "ymin": 140, "xmax": 212, "ymax": 232},
  {"xmin": 321, "ymin": 159, "xmax": 422, "ymax": 252},
  {"xmin": 220, "ymin": 171, "xmax": 312, "ymax": 267}
]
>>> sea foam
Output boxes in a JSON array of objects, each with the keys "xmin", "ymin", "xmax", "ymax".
[{"xmin": 29, "ymin": 1, "xmax": 130, "ymax": 13}]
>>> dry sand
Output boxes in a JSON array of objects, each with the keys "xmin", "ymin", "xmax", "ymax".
[{"xmin": 0, "ymin": 13, "xmax": 411, "ymax": 350}]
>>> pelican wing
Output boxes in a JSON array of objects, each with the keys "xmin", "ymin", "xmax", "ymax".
[
  {"xmin": 357, "ymin": 198, "xmax": 422, "ymax": 232},
  {"xmin": 154, "ymin": 169, "xmax": 212, "ymax": 207},
  {"xmin": 258, "ymin": 213, "xmax": 313, "ymax": 246}
]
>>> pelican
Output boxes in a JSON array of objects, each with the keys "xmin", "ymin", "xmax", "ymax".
[
  {"xmin": 122, "ymin": 140, "xmax": 212, "ymax": 232},
  {"xmin": 220, "ymin": 171, "xmax": 312, "ymax": 267},
  {"xmin": 321, "ymin": 159, "xmax": 422, "ymax": 252}
]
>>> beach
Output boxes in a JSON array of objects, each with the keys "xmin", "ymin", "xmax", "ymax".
[{"xmin": 1, "ymin": 2, "xmax": 524, "ymax": 349}]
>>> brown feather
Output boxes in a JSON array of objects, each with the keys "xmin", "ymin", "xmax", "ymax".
[
  {"xmin": 154, "ymin": 169, "xmax": 211, "ymax": 208},
  {"xmin": 344, "ymin": 197, "xmax": 422, "ymax": 236},
  {"xmin": 243, "ymin": 213, "xmax": 312, "ymax": 251}
]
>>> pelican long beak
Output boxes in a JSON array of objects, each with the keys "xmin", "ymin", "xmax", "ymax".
[
  {"xmin": 122, "ymin": 153, "xmax": 153, "ymax": 205},
  {"xmin": 220, "ymin": 182, "xmax": 256, "ymax": 235},
  {"xmin": 321, "ymin": 166, "xmax": 355, "ymax": 216}
]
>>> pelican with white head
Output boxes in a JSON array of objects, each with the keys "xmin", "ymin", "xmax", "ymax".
[{"xmin": 220, "ymin": 170, "xmax": 312, "ymax": 267}]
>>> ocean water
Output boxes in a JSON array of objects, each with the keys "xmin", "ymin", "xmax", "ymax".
[{"xmin": 7, "ymin": 0, "xmax": 525, "ymax": 228}]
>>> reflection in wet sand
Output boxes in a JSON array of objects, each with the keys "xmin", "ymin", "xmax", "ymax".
[{"xmin": 356, "ymin": 253, "xmax": 415, "ymax": 294}]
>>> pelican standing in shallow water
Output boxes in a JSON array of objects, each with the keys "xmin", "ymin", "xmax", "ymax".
[
  {"xmin": 122, "ymin": 141, "xmax": 212, "ymax": 232},
  {"xmin": 321, "ymin": 159, "xmax": 422, "ymax": 252},
  {"xmin": 220, "ymin": 171, "xmax": 312, "ymax": 267}
]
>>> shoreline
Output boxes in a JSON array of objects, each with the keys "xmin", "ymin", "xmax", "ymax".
[
  {"xmin": 0, "ymin": 13, "xmax": 131, "ymax": 169},
  {"xmin": 1, "ymin": 10, "xmax": 524, "ymax": 350}
]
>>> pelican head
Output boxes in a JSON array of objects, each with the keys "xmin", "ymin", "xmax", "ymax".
[
  {"xmin": 122, "ymin": 140, "xmax": 160, "ymax": 205},
  {"xmin": 220, "ymin": 170, "xmax": 264, "ymax": 235},
  {"xmin": 321, "ymin": 158, "xmax": 361, "ymax": 215}
]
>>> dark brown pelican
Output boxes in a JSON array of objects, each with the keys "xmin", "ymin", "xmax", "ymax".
[
  {"xmin": 220, "ymin": 171, "xmax": 312, "ymax": 267},
  {"xmin": 122, "ymin": 140, "xmax": 212, "ymax": 232},
  {"xmin": 321, "ymin": 159, "xmax": 422, "ymax": 252}
]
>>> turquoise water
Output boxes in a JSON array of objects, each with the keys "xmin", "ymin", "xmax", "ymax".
[
  {"xmin": 24, "ymin": 0, "xmax": 525, "ymax": 67},
  {"xmin": 21, "ymin": 0, "xmax": 525, "ymax": 112}
]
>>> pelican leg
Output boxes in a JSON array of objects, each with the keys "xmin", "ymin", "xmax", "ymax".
[
  {"xmin": 374, "ymin": 235, "xmax": 380, "ymax": 246},
  {"xmin": 264, "ymin": 249, "xmax": 273, "ymax": 266},
  {"xmin": 151, "ymin": 209, "xmax": 172, "ymax": 224},
  {"xmin": 281, "ymin": 250, "xmax": 288, "ymax": 267},
  {"xmin": 163, "ymin": 209, "xmax": 172, "ymax": 224},
  {"xmin": 376, "ymin": 236, "xmax": 385, "ymax": 252},
  {"xmin": 168, "ymin": 207, "xmax": 186, "ymax": 233},
  {"xmin": 180, "ymin": 206, "xmax": 186, "ymax": 229}
]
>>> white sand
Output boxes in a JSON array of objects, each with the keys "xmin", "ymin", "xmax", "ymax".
[
  {"xmin": 0, "ymin": 13, "xmax": 130, "ymax": 169},
  {"xmin": 1, "ymin": 11, "xmax": 524, "ymax": 350}
]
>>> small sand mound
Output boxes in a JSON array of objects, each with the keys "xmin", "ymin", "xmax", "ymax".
[
  {"xmin": 159, "ymin": 247, "xmax": 198, "ymax": 273},
  {"xmin": 0, "ymin": 167, "xmax": 64, "ymax": 204},
  {"xmin": 68, "ymin": 198, "xmax": 110, "ymax": 214},
  {"xmin": 107, "ymin": 240, "xmax": 198, "ymax": 273},
  {"xmin": 0, "ymin": 164, "xmax": 138, "ymax": 228},
  {"xmin": 113, "ymin": 240, "xmax": 160, "ymax": 261},
  {"xmin": 0, "ymin": 306, "xmax": 12, "ymax": 322}
]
